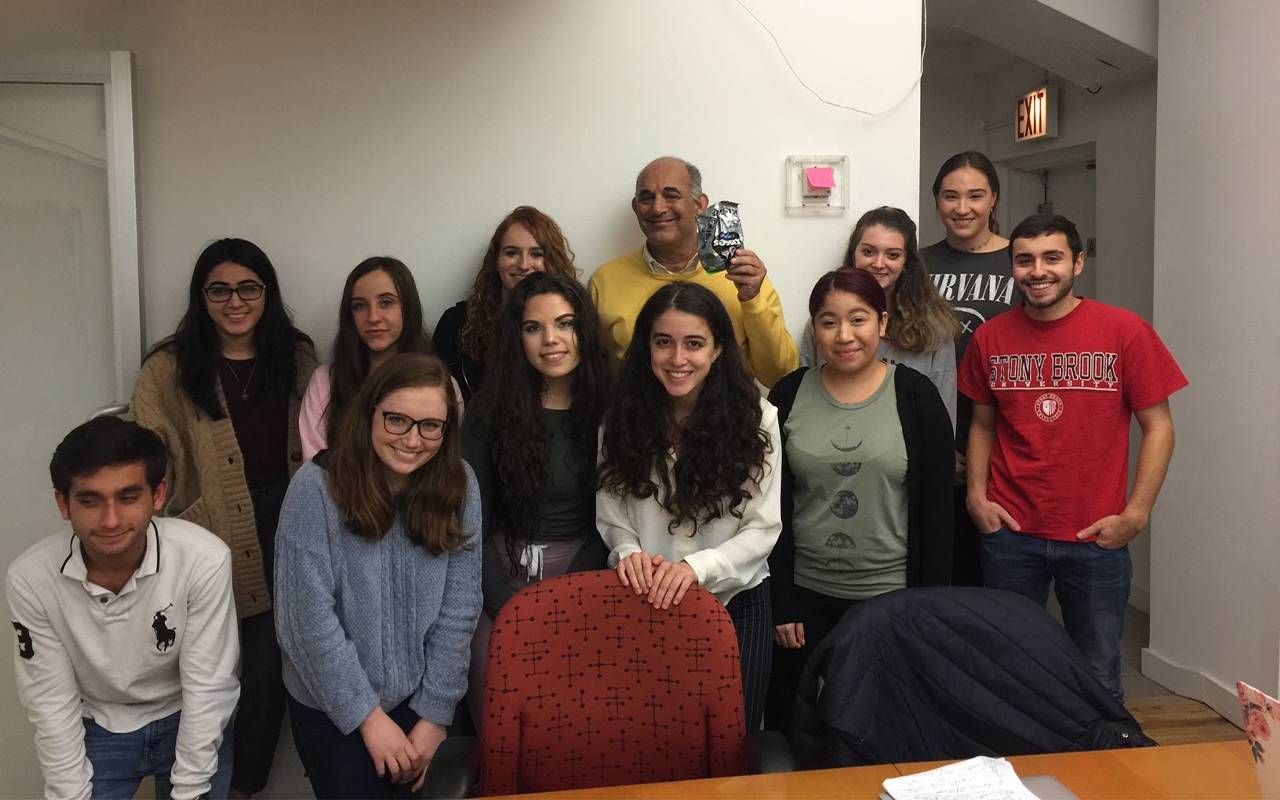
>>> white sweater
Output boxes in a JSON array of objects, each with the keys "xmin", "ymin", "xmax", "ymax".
[
  {"xmin": 6, "ymin": 517, "xmax": 239, "ymax": 800},
  {"xmin": 596, "ymin": 398, "xmax": 783, "ymax": 605}
]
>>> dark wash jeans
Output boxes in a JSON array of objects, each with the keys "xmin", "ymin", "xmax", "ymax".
[
  {"xmin": 980, "ymin": 528, "xmax": 1131, "ymax": 701},
  {"xmin": 83, "ymin": 710, "xmax": 233, "ymax": 799},
  {"xmin": 288, "ymin": 695, "xmax": 423, "ymax": 799}
]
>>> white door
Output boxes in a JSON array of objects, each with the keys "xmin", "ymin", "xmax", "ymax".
[{"xmin": 0, "ymin": 52, "xmax": 140, "ymax": 797}]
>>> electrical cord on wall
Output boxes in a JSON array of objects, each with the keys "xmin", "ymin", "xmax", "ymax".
[{"xmin": 733, "ymin": 0, "xmax": 927, "ymax": 117}]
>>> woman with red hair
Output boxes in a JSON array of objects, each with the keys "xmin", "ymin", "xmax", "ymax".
[{"xmin": 433, "ymin": 206, "xmax": 578, "ymax": 402}]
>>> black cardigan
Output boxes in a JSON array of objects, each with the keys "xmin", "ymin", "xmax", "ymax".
[
  {"xmin": 766, "ymin": 365, "xmax": 954, "ymax": 623},
  {"xmin": 432, "ymin": 300, "xmax": 485, "ymax": 403}
]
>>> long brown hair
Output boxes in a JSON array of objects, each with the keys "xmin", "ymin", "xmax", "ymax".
[
  {"xmin": 843, "ymin": 206, "xmax": 960, "ymax": 353},
  {"xmin": 327, "ymin": 353, "xmax": 468, "ymax": 554},
  {"xmin": 460, "ymin": 206, "xmax": 577, "ymax": 364},
  {"xmin": 326, "ymin": 257, "xmax": 434, "ymax": 445}
]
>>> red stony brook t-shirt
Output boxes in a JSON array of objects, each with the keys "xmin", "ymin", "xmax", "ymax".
[{"xmin": 958, "ymin": 299, "xmax": 1188, "ymax": 540}]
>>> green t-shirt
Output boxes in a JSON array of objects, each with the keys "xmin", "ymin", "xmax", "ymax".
[{"xmin": 785, "ymin": 365, "xmax": 909, "ymax": 599}]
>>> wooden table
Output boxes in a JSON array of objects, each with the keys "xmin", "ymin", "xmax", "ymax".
[
  {"xmin": 898, "ymin": 740, "xmax": 1259, "ymax": 799},
  {"xmin": 493, "ymin": 740, "xmax": 1259, "ymax": 799},
  {"xmin": 488, "ymin": 763, "xmax": 901, "ymax": 799}
]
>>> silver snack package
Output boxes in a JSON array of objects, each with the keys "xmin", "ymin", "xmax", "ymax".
[{"xmin": 697, "ymin": 201, "xmax": 744, "ymax": 273}]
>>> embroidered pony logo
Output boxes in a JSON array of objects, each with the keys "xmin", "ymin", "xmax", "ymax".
[
  {"xmin": 152, "ymin": 604, "xmax": 176, "ymax": 652},
  {"xmin": 12, "ymin": 621, "xmax": 34, "ymax": 660}
]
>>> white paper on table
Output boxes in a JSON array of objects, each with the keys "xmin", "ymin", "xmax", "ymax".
[{"xmin": 882, "ymin": 756, "xmax": 1041, "ymax": 800}]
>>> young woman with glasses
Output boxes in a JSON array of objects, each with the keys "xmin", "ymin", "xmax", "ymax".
[
  {"xmin": 299, "ymin": 256, "xmax": 462, "ymax": 460},
  {"xmin": 274, "ymin": 354, "xmax": 480, "ymax": 798},
  {"xmin": 461, "ymin": 273, "xmax": 611, "ymax": 726},
  {"xmin": 130, "ymin": 237, "xmax": 316, "ymax": 795},
  {"xmin": 595, "ymin": 282, "xmax": 781, "ymax": 732}
]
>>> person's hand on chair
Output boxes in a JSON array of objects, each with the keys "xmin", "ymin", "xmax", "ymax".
[
  {"xmin": 616, "ymin": 550, "xmax": 658, "ymax": 594},
  {"xmin": 648, "ymin": 559, "xmax": 698, "ymax": 609}
]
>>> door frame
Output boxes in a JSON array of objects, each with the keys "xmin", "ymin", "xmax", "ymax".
[{"xmin": 0, "ymin": 50, "xmax": 141, "ymax": 410}]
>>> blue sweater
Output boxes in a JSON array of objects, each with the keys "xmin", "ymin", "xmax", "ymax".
[{"xmin": 274, "ymin": 461, "xmax": 482, "ymax": 734}]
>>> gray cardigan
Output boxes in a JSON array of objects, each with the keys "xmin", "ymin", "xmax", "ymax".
[{"xmin": 274, "ymin": 461, "xmax": 482, "ymax": 734}]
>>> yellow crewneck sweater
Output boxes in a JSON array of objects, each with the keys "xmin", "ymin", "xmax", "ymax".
[{"xmin": 588, "ymin": 249, "xmax": 798, "ymax": 387}]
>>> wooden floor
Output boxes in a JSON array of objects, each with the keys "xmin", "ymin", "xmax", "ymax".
[{"xmin": 1127, "ymin": 694, "xmax": 1246, "ymax": 746}]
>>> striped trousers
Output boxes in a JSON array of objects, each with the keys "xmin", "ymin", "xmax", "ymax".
[{"xmin": 727, "ymin": 579, "xmax": 773, "ymax": 732}]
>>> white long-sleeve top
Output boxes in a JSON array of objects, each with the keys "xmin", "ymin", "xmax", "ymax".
[
  {"xmin": 595, "ymin": 398, "xmax": 783, "ymax": 605},
  {"xmin": 5, "ymin": 517, "xmax": 240, "ymax": 800}
]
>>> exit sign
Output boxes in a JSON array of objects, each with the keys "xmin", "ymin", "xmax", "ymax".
[{"xmin": 1015, "ymin": 84, "xmax": 1059, "ymax": 142}]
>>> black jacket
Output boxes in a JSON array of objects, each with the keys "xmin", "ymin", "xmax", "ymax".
[
  {"xmin": 433, "ymin": 301, "xmax": 485, "ymax": 403},
  {"xmin": 766, "ymin": 365, "xmax": 953, "ymax": 622},
  {"xmin": 791, "ymin": 587, "xmax": 1154, "ymax": 767}
]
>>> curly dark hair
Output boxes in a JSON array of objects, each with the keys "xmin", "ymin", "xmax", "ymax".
[
  {"xmin": 598, "ymin": 282, "xmax": 768, "ymax": 534},
  {"xmin": 469, "ymin": 273, "xmax": 610, "ymax": 567},
  {"xmin": 460, "ymin": 206, "xmax": 578, "ymax": 365}
]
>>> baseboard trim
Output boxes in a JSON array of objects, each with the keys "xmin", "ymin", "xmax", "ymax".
[{"xmin": 1141, "ymin": 646, "xmax": 1244, "ymax": 728}]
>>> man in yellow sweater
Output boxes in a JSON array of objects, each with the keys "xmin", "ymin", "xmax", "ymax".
[{"xmin": 589, "ymin": 156, "xmax": 798, "ymax": 388}]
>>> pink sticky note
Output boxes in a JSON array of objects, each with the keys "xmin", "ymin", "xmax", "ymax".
[{"xmin": 805, "ymin": 166, "xmax": 835, "ymax": 190}]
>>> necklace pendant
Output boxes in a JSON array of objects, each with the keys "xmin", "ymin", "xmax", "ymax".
[{"xmin": 241, "ymin": 391, "xmax": 249, "ymax": 400}]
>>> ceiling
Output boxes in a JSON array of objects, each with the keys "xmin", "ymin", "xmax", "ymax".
[{"xmin": 926, "ymin": 0, "xmax": 1157, "ymax": 88}]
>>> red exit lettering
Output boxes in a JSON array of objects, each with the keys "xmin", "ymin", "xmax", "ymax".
[{"xmin": 1017, "ymin": 88, "xmax": 1047, "ymax": 141}]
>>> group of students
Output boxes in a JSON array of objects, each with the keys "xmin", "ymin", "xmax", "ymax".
[{"xmin": 7, "ymin": 150, "xmax": 1187, "ymax": 799}]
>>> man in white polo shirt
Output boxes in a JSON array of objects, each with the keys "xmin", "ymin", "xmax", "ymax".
[{"xmin": 6, "ymin": 417, "xmax": 239, "ymax": 799}]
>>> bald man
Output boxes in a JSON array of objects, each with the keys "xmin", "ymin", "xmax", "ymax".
[{"xmin": 589, "ymin": 156, "xmax": 797, "ymax": 387}]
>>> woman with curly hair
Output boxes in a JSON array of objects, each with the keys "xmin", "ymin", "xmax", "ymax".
[
  {"xmin": 763, "ymin": 267, "xmax": 953, "ymax": 731},
  {"xmin": 300, "ymin": 256, "xmax": 461, "ymax": 459},
  {"xmin": 433, "ymin": 206, "xmax": 578, "ymax": 402},
  {"xmin": 803, "ymin": 207, "xmax": 960, "ymax": 429},
  {"xmin": 462, "ymin": 273, "xmax": 611, "ymax": 724},
  {"xmin": 130, "ymin": 237, "xmax": 316, "ymax": 794},
  {"xmin": 596, "ymin": 281, "xmax": 781, "ymax": 731}
]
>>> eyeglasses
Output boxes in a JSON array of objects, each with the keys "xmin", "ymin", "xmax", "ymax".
[
  {"xmin": 203, "ymin": 282, "xmax": 266, "ymax": 303},
  {"xmin": 379, "ymin": 409, "xmax": 446, "ymax": 440}
]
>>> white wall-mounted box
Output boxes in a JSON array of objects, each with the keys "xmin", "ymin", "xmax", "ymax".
[{"xmin": 785, "ymin": 154, "xmax": 849, "ymax": 216}]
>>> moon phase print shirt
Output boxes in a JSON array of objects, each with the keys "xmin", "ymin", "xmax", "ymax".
[{"xmin": 784, "ymin": 365, "xmax": 909, "ymax": 599}]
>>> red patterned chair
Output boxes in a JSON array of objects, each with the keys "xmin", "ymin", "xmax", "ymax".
[{"xmin": 425, "ymin": 570, "xmax": 790, "ymax": 797}]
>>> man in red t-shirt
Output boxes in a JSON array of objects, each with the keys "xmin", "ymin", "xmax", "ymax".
[{"xmin": 957, "ymin": 213, "xmax": 1187, "ymax": 700}]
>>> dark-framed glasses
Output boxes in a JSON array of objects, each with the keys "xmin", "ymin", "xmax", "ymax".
[
  {"xmin": 204, "ymin": 281, "xmax": 266, "ymax": 303},
  {"xmin": 379, "ymin": 409, "xmax": 445, "ymax": 440}
]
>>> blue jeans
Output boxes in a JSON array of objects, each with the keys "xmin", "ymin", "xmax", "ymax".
[
  {"xmin": 83, "ymin": 711, "xmax": 233, "ymax": 799},
  {"xmin": 980, "ymin": 528, "xmax": 1131, "ymax": 701}
]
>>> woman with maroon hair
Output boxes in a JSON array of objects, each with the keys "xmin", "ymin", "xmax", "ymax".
[
  {"xmin": 433, "ymin": 206, "xmax": 579, "ymax": 402},
  {"xmin": 763, "ymin": 267, "xmax": 954, "ymax": 731}
]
